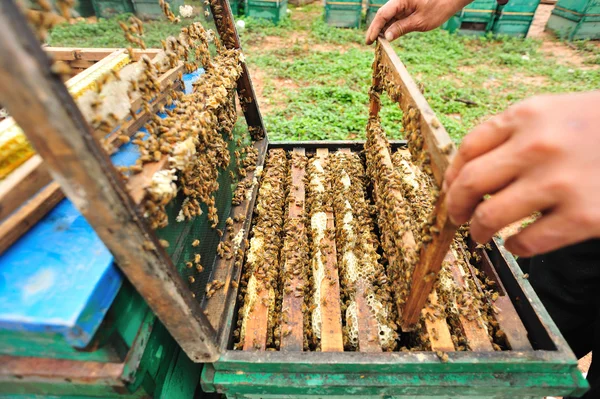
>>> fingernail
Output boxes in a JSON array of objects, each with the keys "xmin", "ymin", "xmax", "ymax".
[{"xmin": 385, "ymin": 31, "xmax": 393, "ymax": 41}]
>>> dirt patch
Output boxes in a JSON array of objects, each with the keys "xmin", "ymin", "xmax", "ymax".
[
  {"xmin": 510, "ymin": 73, "xmax": 549, "ymax": 86},
  {"xmin": 247, "ymin": 68, "xmax": 295, "ymax": 115}
]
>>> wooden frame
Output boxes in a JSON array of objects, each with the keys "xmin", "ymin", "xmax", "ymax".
[
  {"xmin": 0, "ymin": 0, "xmax": 267, "ymax": 364},
  {"xmin": 0, "ymin": 50, "xmax": 182, "ymax": 255},
  {"xmin": 370, "ymin": 38, "xmax": 459, "ymax": 331}
]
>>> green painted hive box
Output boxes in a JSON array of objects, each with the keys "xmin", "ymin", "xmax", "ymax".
[
  {"xmin": 443, "ymin": 0, "xmax": 497, "ymax": 34},
  {"xmin": 366, "ymin": 0, "xmax": 386, "ymax": 26},
  {"xmin": 197, "ymin": 141, "xmax": 588, "ymax": 399},
  {"xmin": 132, "ymin": 0, "xmax": 184, "ymax": 19},
  {"xmin": 325, "ymin": 0, "xmax": 362, "ymax": 28},
  {"xmin": 547, "ymin": 0, "xmax": 600, "ymax": 40},
  {"xmin": 492, "ymin": 0, "xmax": 541, "ymax": 36},
  {"xmin": 245, "ymin": 0, "xmax": 288, "ymax": 24},
  {"xmin": 193, "ymin": 43, "xmax": 587, "ymax": 399},
  {"xmin": 91, "ymin": 0, "xmax": 134, "ymax": 18}
]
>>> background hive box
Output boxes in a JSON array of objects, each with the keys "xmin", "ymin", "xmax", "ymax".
[
  {"xmin": 324, "ymin": 0, "xmax": 362, "ymax": 28},
  {"xmin": 546, "ymin": 0, "xmax": 600, "ymax": 40}
]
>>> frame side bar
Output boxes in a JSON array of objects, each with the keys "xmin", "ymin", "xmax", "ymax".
[
  {"xmin": 0, "ymin": 0, "xmax": 220, "ymax": 363},
  {"xmin": 209, "ymin": 0, "xmax": 266, "ymax": 137}
]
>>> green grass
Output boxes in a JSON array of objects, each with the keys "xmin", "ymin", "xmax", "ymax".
[{"xmin": 47, "ymin": 5, "xmax": 600, "ymax": 142}]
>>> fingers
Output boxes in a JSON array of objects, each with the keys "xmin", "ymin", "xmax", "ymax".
[
  {"xmin": 444, "ymin": 114, "xmax": 514, "ymax": 191},
  {"xmin": 366, "ymin": 1, "xmax": 404, "ymax": 44},
  {"xmin": 383, "ymin": 15, "xmax": 421, "ymax": 41},
  {"xmin": 446, "ymin": 142, "xmax": 521, "ymax": 225},
  {"xmin": 504, "ymin": 210, "xmax": 587, "ymax": 257},
  {"xmin": 469, "ymin": 179, "xmax": 555, "ymax": 244}
]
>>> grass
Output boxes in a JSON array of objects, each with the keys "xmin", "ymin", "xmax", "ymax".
[{"xmin": 48, "ymin": 4, "xmax": 600, "ymax": 142}]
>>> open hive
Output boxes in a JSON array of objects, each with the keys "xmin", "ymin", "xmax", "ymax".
[{"xmin": 233, "ymin": 143, "xmax": 531, "ymax": 353}]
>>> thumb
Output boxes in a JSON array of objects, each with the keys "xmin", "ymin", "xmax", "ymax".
[{"xmin": 384, "ymin": 15, "xmax": 422, "ymax": 41}]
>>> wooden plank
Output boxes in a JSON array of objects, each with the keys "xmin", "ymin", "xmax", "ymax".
[
  {"xmin": 209, "ymin": 0, "xmax": 266, "ymax": 138},
  {"xmin": 280, "ymin": 148, "xmax": 306, "ymax": 351},
  {"xmin": 45, "ymin": 47, "xmax": 161, "ymax": 62},
  {"xmin": 423, "ymin": 291, "xmax": 455, "ymax": 351},
  {"xmin": 204, "ymin": 139, "xmax": 268, "ymax": 346},
  {"xmin": 376, "ymin": 38, "xmax": 456, "ymax": 185},
  {"xmin": 0, "ymin": 356, "xmax": 124, "ymax": 386},
  {"xmin": 242, "ymin": 288, "xmax": 270, "ymax": 351},
  {"xmin": 0, "ymin": 156, "xmax": 48, "ymax": 221},
  {"xmin": 0, "ymin": 79, "xmax": 181, "ymax": 252},
  {"xmin": 0, "ymin": 1, "xmax": 219, "ymax": 362},
  {"xmin": 494, "ymin": 296, "xmax": 532, "ymax": 351},
  {"xmin": 0, "ymin": 182, "xmax": 62, "ymax": 254},
  {"xmin": 338, "ymin": 148, "xmax": 381, "ymax": 353},
  {"xmin": 462, "ymin": 244, "xmax": 531, "ymax": 351},
  {"xmin": 314, "ymin": 148, "xmax": 343, "ymax": 352},
  {"xmin": 241, "ymin": 149, "xmax": 288, "ymax": 351},
  {"xmin": 355, "ymin": 279, "xmax": 381, "ymax": 353},
  {"xmin": 375, "ymin": 38, "xmax": 459, "ymax": 331},
  {"xmin": 446, "ymin": 250, "xmax": 494, "ymax": 352}
]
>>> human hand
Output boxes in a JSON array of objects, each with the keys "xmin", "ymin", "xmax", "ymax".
[
  {"xmin": 444, "ymin": 91, "xmax": 600, "ymax": 257},
  {"xmin": 365, "ymin": 0, "xmax": 471, "ymax": 44}
]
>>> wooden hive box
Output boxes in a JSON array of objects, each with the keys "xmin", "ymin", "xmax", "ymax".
[{"xmin": 195, "ymin": 39, "xmax": 588, "ymax": 399}]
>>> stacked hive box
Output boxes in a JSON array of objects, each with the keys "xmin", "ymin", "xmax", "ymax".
[
  {"xmin": 547, "ymin": 0, "xmax": 600, "ymax": 39},
  {"xmin": 246, "ymin": 0, "xmax": 288, "ymax": 23},
  {"xmin": 325, "ymin": 0, "xmax": 362, "ymax": 28},
  {"xmin": 493, "ymin": 0, "xmax": 541, "ymax": 36}
]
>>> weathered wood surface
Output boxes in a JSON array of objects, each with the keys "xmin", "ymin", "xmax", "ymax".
[
  {"xmin": 45, "ymin": 47, "xmax": 161, "ymax": 62},
  {"xmin": 0, "ymin": 77, "xmax": 181, "ymax": 254},
  {"xmin": 314, "ymin": 148, "xmax": 344, "ymax": 353},
  {"xmin": 375, "ymin": 38, "xmax": 459, "ymax": 331},
  {"xmin": 369, "ymin": 150, "xmax": 453, "ymax": 350},
  {"xmin": 446, "ymin": 250, "xmax": 494, "ymax": 352},
  {"xmin": 465, "ymin": 245, "xmax": 532, "ymax": 351},
  {"xmin": 280, "ymin": 148, "xmax": 307, "ymax": 351},
  {"xmin": 242, "ymin": 288, "xmax": 270, "ymax": 351},
  {"xmin": 376, "ymin": 38, "xmax": 456, "ymax": 184},
  {"xmin": 0, "ymin": 356, "xmax": 124, "ymax": 385},
  {"xmin": 423, "ymin": 291, "xmax": 455, "ymax": 351},
  {"xmin": 0, "ymin": 182, "xmax": 62, "ymax": 255},
  {"xmin": 0, "ymin": 156, "xmax": 48, "ymax": 221},
  {"xmin": 338, "ymin": 148, "xmax": 381, "ymax": 353},
  {"xmin": 355, "ymin": 279, "xmax": 382, "ymax": 353},
  {"xmin": 0, "ymin": 0, "xmax": 219, "ymax": 362},
  {"xmin": 205, "ymin": 139, "xmax": 268, "ymax": 347}
]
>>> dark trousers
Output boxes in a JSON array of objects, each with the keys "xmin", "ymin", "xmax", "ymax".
[{"xmin": 520, "ymin": 239, "xmax": 600, "ymax": 398}]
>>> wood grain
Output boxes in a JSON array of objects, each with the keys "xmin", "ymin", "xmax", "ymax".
[
  {"xmin": 446, "ymin": 250, "xmax": 494, "ymax": 352},
  {"xmin": 338, "ymin": 148, "xmax": 382, "ymax": 353},
  {"xmin": 242, "ymin": 288, "xmax": 271, "ymax": 351},
  {"xmin": 0, "ymin": 1, "xmax": 219, "ymax": 362},
  {"xmin": 0, "ymin": 182, "xmax": 62, "ymax": 255},
  {"xmin": 314, "ymin": 148, "xmax": 344, "ymax": 352},
  {"xmin": 375, "ymin": 38, "xmax": 459, "ymax": 331},
  {"xmin": 0, "ymin": 156, "xmax": 49, "ymax": 221},
  {"xmin": 280, "ymin": 148, "xmax": 306, "ymax": 351}
]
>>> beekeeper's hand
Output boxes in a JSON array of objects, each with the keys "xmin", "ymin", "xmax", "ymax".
[
  {"xmin": 444, "ymin": 91, "xmax": 600, "ymax": 257},
  {"xmin": 365, "ymin": 0, "xmax": 472, "ymax": 44}
]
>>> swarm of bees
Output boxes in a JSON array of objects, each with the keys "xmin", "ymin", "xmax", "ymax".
[{"xmin": 235, "ymin": 149, "xmax": 288, "ymax": 350}]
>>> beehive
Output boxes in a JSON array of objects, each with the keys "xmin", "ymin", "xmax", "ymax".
[{"xmin": 196, "ymin": 39, "xmax": 588, "ymax": 399}]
